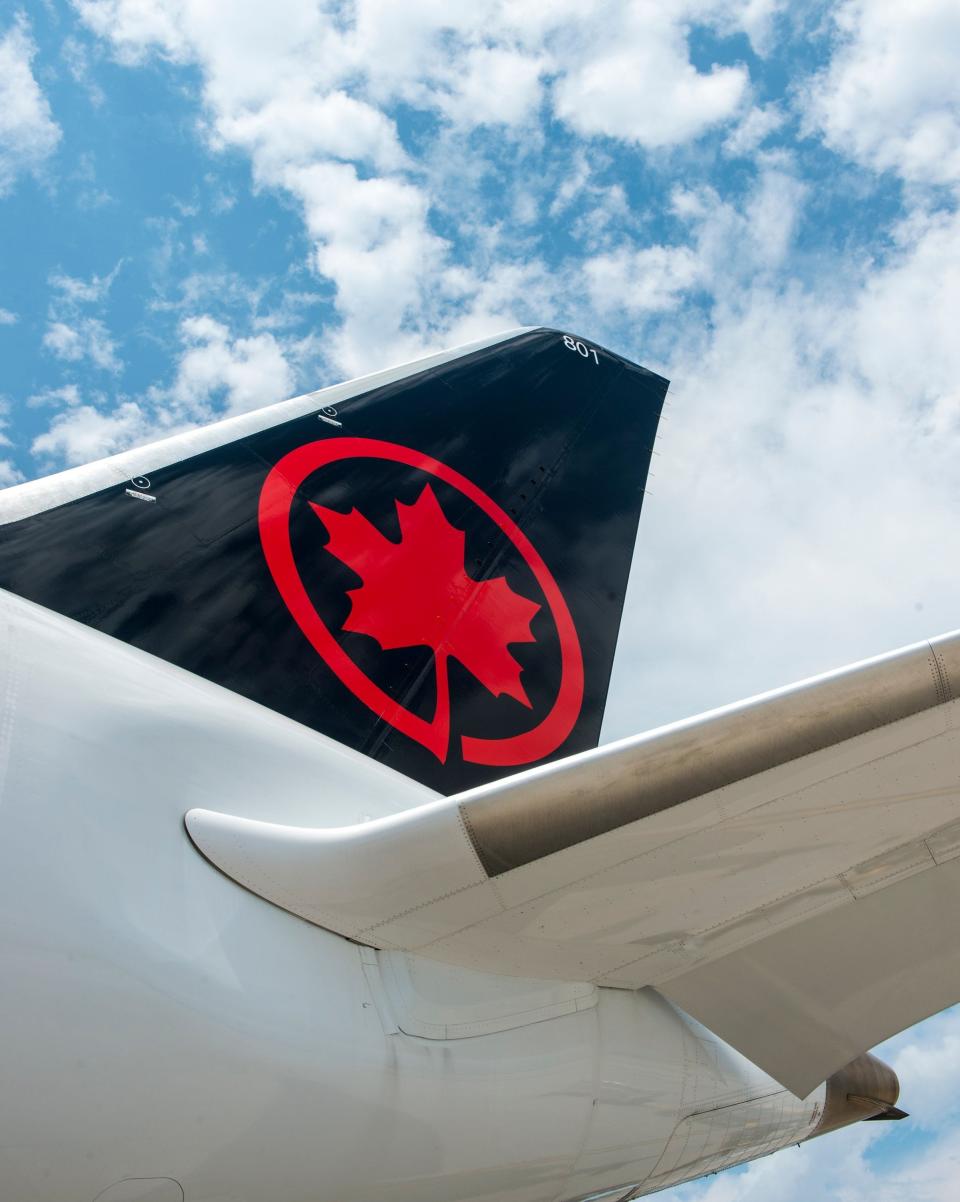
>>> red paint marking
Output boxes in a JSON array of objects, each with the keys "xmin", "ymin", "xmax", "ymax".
[{"xmin": 258, "ymin": 437, "xmax": 584, "ymax": 767}]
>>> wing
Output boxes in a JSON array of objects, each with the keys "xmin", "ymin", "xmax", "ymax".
[{"xmin": 186, "ymin": 632, "xmax": 960, "ymax": 1097}]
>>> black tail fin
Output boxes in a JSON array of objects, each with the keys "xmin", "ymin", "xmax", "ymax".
[{"xmin": 0, "ymin": 328, "xmax": 666, "ymax": 793}]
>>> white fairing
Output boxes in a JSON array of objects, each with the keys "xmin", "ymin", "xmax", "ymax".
[{"xmin": 0, "ymin": 589, "xmax": 824, "ymax": 1201}]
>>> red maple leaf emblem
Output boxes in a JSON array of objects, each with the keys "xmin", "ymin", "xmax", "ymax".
[{"xmin": 311, "ymin": 483, "xmax": 540, "ymax": 762}]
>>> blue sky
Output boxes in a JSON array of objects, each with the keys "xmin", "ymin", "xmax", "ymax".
[{"xmin": 3, "ymin": 0, "xmax": 960, "ymax": 1195}]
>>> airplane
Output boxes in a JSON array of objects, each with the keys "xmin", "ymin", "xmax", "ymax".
[{"xmin": 4, "ymin": 324, "xmax": 957, "ymax": 1202}]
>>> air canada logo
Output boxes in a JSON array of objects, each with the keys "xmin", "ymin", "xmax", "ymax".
[{"xmin": 258, "ymin": 437, "xmax": 583, "ymax": 767}]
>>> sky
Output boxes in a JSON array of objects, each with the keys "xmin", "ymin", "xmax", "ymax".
[{"xmin": 2, "ymin": 0, "xmax": 960, "ymax": 1196}]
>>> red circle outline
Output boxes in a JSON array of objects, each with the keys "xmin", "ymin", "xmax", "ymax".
[{"xmin": 258, "ymin": 437, "xmax": 584, "ymax": 767}]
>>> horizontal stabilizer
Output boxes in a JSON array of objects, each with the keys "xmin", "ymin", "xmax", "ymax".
[{"xmin": 187, "ymin": 631, "xmax": 960, "ymax": 1096}]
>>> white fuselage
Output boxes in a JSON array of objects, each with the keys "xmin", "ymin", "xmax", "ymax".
[{"xmin": 0, "ymin": 590, "xmax": 823, "ymax": 1202}]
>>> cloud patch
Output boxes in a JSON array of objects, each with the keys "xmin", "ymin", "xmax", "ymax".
[
  {"xmin": 32, "ymin": 314, "xmax": 298, "ymax": 467},
  {"xmin": 170, "ymin": 315, "xmax": 295, "ymax": 417},
  {"xmin": 74, "ymin": 0, "xmax": 774, "ymax": 374},
  {"xmin": 804, "ymin": 0, "xmax": 960, "ymax": 187},
  {"xmin": 0, "ymin": 16, "xmax": 61, "ymax": 196},
  {"xmin": 42, "ymin": 267, "xmax": 123, "ymax": 373}
]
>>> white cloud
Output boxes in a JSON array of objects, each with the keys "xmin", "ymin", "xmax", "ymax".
[
  {"xmin": 50, "ymin": 265, "xmax": 122, "ymax": 306},
  {"xmin": 605, "ymin": 185, "xmax": 960, "ymax": 739},
  {"xmin": 435, "ymin": 257, "xmax": 559, "ymax": 349},
  {"xmin": 42, "ymin": 321, "xmax": 85, "ymax": 361},
  {"xmin": 73, "ymin": 0, "xmax": 192, "ymax": 63},
  {"xmin": 851, "ymin": 207, "xmax": 960, "ymax": 410},
  {"xmin": 543, "ymin": 151, "xmax": 632, "ymax": 247},
  {"xmin": 73, "ymin": 0, "xmax": 774, "ymax": 374},
  {"xmin": 42, "ymin": 266, "xmax": 124, "ymax": 373},
  {"xmin": 655, "ymin": 1121, "xmax": 960, "ymax": 1202},
  {"xmin": 723, "ymin": 103, "xmax": 784, "ymax": 156},
  {"xmin": 31, "ymin": 312, "xmax": 299, "ymax": 469},
  {"xmin": 27, "ymin": 383, "xmax": 83, "ymax": 409},
  {"xmin": 170, "ymin": 315, "xmax": 294, "ymax": 416},
  {"xmin": 804, "ymin": 0, "xmax": 960, "ymax": 186},
  {"xmin": 42, "ymin": 318, "xmax": 121, "ymax": 372},
  {"xmin": 282, "ymin": 158, "xmax": 451, "ymax": 375},
  {"xmin": 708, "ymin": 0, "xmax": 784, "ymax": 55},
  {"xmin": 215, "ymin": 88, "xmax": 408, "ymax": 175},
  {"xmin": 436, "ymin": 46, "xmax": 547, "ymax": 128},
  {"xmin": 31, "ymin": 400, "xmax": 151, "ymax": 467},
  {"xmin": 0, "ymin": 16, "xmax": 61, "ymax": 196},
  {"xmin": 664, "ymin": 165, "xmax": 806, "ymax": 290},
  {"xmin": 0, "ymin": 459, "xmax": 24, "ymax": 488},
  {"xmin": 68, "ymin": 150, "xmax": 113, "ymax": 209},
  {"xmin": 0, "ymin": 308, "xmax": 18, "ymax": 325},
  {"xmin": 0, "ymin": 398, "xmax": 24, "ymax": 487},
  {"xmin": 337, "ymin": 0, "xmax": 508, "ymax": 109},
  {"xmin": 586, "ymin": 244, "xmax": 703, "ymax": 315},
  {"xmin": 570, "ymin": 165, "xmax": 804, "ymax": 342},
  {"xmin": 886, "ymin": 1007, "xmax": 960, "ymax": 1131},
  {"xmin": 552, "ymin": 14, "xmax": 748, "ymax": 147},
  {"xmin": 61, "ymin": 35, "xmax": 106, "ymax": 107}
]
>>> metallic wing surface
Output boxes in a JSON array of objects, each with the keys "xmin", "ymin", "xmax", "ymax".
[{"xmin": 187, "ymin": 631, "xmax": 960, "ymax": 1098}]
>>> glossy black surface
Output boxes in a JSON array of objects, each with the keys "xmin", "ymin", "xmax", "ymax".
[{"xmin": 0, "ymin": 329, "xmax": 667, "ymax": 794}]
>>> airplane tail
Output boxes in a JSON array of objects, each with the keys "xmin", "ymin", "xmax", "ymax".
[{"xmin": 0, "ymin": 328, "xmax": 667, "ymax": 794}]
